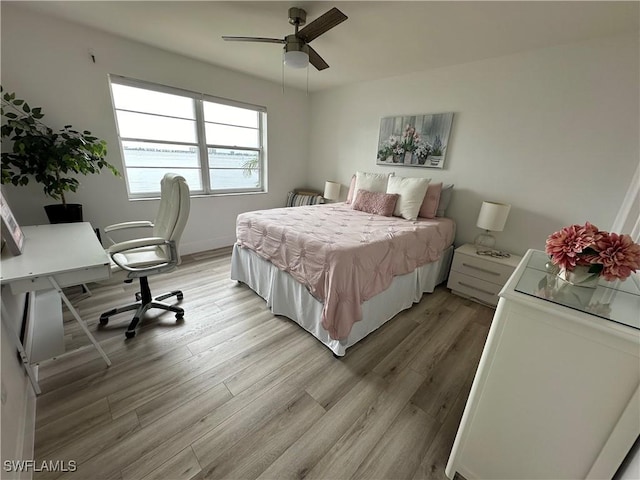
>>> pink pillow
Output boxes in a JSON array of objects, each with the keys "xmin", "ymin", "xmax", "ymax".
[
  {"xmin": 345, "ymin": 175, "xmax": 356, "ymax": 204},
  {"xmin": 419, "ymin": 182, "xmax": 442, "ymax": 219},
  {"xmin": 352, "ymin": 189, "xmax": 399, "ymax": 217}
]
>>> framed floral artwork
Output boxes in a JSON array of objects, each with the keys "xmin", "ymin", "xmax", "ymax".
[
  {"xmin": 376, "ymin": 112, "xmax": 454, "ymax": 169},
  {"xmin": 1, "ymin": 191, "xmax": 24, "ymax": 255}
]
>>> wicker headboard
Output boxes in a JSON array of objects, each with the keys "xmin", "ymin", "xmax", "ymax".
[{"xmin": 286, "ymin": 190, "xmax": 324, "ymax": 207}]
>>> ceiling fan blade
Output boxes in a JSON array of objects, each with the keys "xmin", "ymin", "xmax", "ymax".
[
  {"xmin": 308, "ymin": 46, "xmax": 329, "ymax": 71},
  {"xmin": 222, "ymin": 36, "xmax": 285, "ymax": 44},
  {"xmin": 297, "ymin": 7, "xmax": 347, "ymax": 43}
]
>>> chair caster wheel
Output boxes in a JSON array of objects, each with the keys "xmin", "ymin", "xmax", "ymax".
[
  {"xmin": 135, "ymin": 292, "xmax": 142, "ymax": 301},
  {"xmin": 176, "ymin": 313, "xmax": 184, "ymax": 320},
  {"xmin": 99, "ymin": 316, "xmax": 109, "ymax": 326},
  {"xmin": 177, "ymin": 293, "xmax": 184, "ymax": 301},
  {"xmin": 125, "ymin": 330, "xmax": 136, "ymax": 339}
]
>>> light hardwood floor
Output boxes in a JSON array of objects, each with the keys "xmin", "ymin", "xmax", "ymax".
[{"xmin": 33, "ymin": 247, "xmax": 493, "ymax": 480}]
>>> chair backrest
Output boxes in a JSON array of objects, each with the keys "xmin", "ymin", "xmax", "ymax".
[{"xmin": 153, "ymin": 173, "xmax": 190, "ymax": 262}]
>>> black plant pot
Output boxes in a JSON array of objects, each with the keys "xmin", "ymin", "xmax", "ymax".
[{"xmin": 44, "ymin": 204, "xmax": 83, "ymax": 224}]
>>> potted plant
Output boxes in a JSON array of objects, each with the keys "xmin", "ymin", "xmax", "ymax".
[
  {"xmin": 1, "ymin": 87, "xmax": 119, "ymax": 223},
  {"xmin": 427, "ymin": 134, "xmax": 446, "ymax": 165}
]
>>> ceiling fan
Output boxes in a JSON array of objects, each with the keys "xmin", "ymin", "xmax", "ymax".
[{"xmin": 222, "ymin": 7, "xmax": 348, "ymax": 71}]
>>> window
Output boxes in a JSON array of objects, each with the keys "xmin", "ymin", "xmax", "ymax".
[{"xmin": 108, "ymin": 76, "xmax": 267, "ymax": 198}]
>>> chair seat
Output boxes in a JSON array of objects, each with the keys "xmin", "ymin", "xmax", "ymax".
[{"xmin": 110, "ymin": 246, "xmax": 169, "ymax": 273}]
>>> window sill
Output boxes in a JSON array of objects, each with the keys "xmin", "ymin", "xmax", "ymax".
[{"xmin": 128, "ymin": 190, "xmax": 268, "ymax": 202}]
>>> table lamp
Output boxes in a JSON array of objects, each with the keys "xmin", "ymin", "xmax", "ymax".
[
  {"xmin": 475, "ymin": 201, "xmax": 511, "ymax": 253},
  {"xmin": 323, "ymin": 181, "xmax": 341, "ymax": 202}
]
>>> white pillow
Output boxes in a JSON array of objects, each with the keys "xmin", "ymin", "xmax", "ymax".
[
  {"xmin": 386, "ymin": 176, "xmax": 431, "ymax": 220},
  {"xmin": 354, "ymin": 172, "xmax": 391, "ymax": 203}
]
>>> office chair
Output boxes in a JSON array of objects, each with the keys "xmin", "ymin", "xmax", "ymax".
[{"xmin": 99, "ymin": 173, "xmax": 190, "ymax": 338}]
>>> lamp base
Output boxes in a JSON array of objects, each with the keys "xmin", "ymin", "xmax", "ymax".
[
  {"xmin": 474, "ymin": 231, "xmax": 511, "ymax": 258},
  {"xmin": 474, "ymin": 231, "xmax": 495, "ymax": 251}
]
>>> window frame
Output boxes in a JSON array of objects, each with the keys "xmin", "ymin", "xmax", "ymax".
[{"xmin": 108, "ymin": 75, "xmax": 267, "ymax": 199}]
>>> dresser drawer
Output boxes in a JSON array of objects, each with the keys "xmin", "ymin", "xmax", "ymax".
[
  {"xmin": 451, "ymin": 252, "xmax": 515, "ymax": 285},
  {"xmin": 447, "ymin": 271, "xmax": 501, "ymax": 306}
]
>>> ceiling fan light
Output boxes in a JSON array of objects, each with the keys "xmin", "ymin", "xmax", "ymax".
[{"xmin": 284, "ymin": 50, "xmax": 309, "ymax": 69}]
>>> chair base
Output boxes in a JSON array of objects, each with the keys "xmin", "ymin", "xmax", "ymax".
[{"xmin": 99, "ymin": 276, "xmax": 184, "ymax": 338}]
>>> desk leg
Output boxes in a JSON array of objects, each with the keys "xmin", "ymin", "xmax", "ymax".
[
  {"xmin": 48, "ymin": 278, "xmax": 112, "ymax": 367},
  {"xmin": 1, "ymin": 315, "xmax": 41, "ymax": 395}
]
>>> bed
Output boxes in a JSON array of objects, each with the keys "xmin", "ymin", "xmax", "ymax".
[{"xmin": 231, "ymin": 199, "xmax": 455, "ymax": 356}]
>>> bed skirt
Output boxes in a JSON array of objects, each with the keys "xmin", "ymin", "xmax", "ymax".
[{"xmin": 230, "ymin": 244, "xmax": 454, "ymax": 356}]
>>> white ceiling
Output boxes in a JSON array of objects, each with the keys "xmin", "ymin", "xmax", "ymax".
[{"xmin": 11, "ymin": 1, "xmax": 640, "ymax": 92}]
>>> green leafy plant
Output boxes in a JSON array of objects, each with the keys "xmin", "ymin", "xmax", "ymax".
[
  {"xmin": 241, "ymin": 154, "xmax": 260, "ymax": 187},
  {"xmin": 1, "ymin": 87, "xmax": 119, "ymax": 205}
]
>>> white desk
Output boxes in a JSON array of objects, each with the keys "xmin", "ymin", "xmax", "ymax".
[{"xmin": 1, "ymin": 223, "xmax": 112, "ymax": 394}]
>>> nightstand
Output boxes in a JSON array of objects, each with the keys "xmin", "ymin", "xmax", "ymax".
[{"xmin": 447, "ymin": 243, "xmax": 522, "ymax": 307}]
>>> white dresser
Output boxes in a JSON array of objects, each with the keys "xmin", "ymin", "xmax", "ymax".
[
  {"xmin": 446, "ymin": 249, "xmax": 640, "ymax": 480},
  {"xmin": 447, "ymin": 243, "xmax": 522, "ymax": 307}
]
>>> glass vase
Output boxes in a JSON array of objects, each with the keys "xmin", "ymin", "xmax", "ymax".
[{"xmin": 557, "ymin": 265, "xmax": 599, "ymax": 289}]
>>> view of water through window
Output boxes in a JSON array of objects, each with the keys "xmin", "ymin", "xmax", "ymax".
[{"xmin": 123, "ymin": 146, "xmax": 259, "ymax": 193}]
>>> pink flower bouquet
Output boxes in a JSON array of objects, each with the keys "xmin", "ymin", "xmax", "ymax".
[{"xmin": 545, "ymin": 222, "xmax": 640, "ymax": 281}]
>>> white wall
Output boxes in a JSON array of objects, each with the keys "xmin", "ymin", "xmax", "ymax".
[
  {"xmin": 2, "ymin": 5, "xmax": 638, "ymax": 257},
  {"xmin": 307, "ymin": 33, "xmax": 639, "ymax": 256},
  {"xmin": 1, "ymin": 4, "xmax": 310, "ymax": 254}
]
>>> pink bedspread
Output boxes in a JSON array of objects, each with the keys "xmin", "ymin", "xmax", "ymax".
[{"xmin": 236, "ymin": 203, "xmax": 455, "ymax": 339}]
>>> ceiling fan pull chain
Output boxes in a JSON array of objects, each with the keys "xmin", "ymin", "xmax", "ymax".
[{"xmin": 281, "ymin": 49, "xmax": 285, "ymax": 95}]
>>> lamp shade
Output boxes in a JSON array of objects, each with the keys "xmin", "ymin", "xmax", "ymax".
[
  {"xmin": 284, "ymin": 50, "xmax": 309, "ymax": 69},
  {"xmin": 324, "ymin": 181, "xmax": 341, "ymax": 201},
  {"xmin": 476, "ymin": 201, "xmax": 511, "ymax": 232}
]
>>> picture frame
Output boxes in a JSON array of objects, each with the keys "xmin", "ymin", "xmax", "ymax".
[
  {"xmin": 376, "ymin": 112, "xmax": 454, "ymax": 169},
  {"xmin": 1, "ymin": 191, "xmax": 24, "ymax": 255}
]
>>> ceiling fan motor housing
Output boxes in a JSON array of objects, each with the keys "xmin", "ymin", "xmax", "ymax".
[
  {"xmin": 283, "ymin": 34, "xmax": 309, "ymax": 68},
  {"xmin": 284, "ymin": 34, "xmax": 308, "ymax": 53}
]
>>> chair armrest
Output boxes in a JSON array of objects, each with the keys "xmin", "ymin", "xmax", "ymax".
[
  {"xmin": 108, "ymin": 237, "xmax": 179, "ymax": 277},
  {"xmin": 104, "ymin": 221, "xmax": 154, "ymax": 233},
  {"xmin": 108, "ymin": 237, "xmax": 167, "ymax": 254}
]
